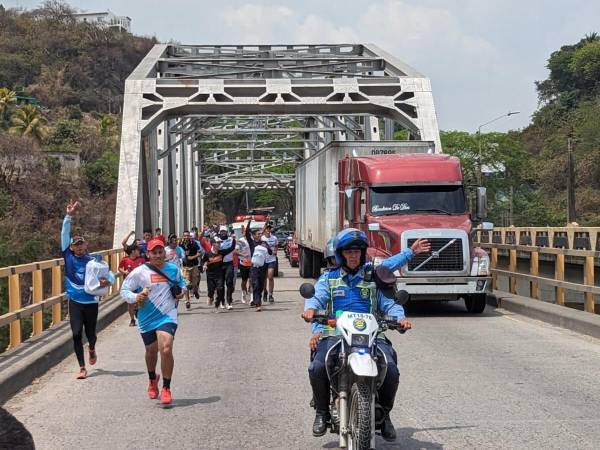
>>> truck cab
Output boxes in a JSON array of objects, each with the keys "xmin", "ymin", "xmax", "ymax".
[{"xmin": 338, "ymin": 153, "xmax": 491, "ymax": 313}]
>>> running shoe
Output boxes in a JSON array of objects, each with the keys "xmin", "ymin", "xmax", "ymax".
[
  {"xmin": 241, "ymin": 292, "xmax": 247, "ymax": 304},
  {"xmin": 256, "ymin": 306, "xmax": 262, "ymax": 312},
  {"xmin": 226, "ymin": 304, "xmax": 233, "ymax": 310},
  {"xmin": 76, "ymin": 367, "xmax": 87, "ymax": 379},
  {"xmin": 88, "ymin": 347, "xmax": 97, "ymax": 365},
  {"xmin": 185, "ymin": 301, "xmax": 191, "ymax": 310},
  {"xmin": 160, "ymin": 387, "xmax": 172, "ymax": 405},
  {"xmin": 268, "ymin": 294, "xmax": 274, "ymax": 303},
  {"xmin": 219, "ymin": 303, "xmax": 226, "ymax": 309},
  {"xmin": 148, "ymin": 374, "xmax": 160, "ymax": 399}
]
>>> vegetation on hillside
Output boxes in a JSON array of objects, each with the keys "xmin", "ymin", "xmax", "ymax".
[{"xmin": 0, "ymin": 1, "xmax": 155, "ymax": 350}]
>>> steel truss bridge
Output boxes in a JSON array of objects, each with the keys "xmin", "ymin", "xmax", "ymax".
[{"xmin": 113, "ymin": 44, "xmax": 441, "ymax": 244}]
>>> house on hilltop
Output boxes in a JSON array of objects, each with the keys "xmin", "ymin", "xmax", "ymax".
[{"xmin": 73, "ymin": 10, "xmax": 131, "ymax": 33}]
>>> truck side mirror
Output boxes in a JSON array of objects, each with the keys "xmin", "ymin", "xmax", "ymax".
[
  {"xmin": 476, "ymin": 187, "xmax": 487, "ymax": 220},
  {"xmin": 344, "ymin": 188, "xmax": 355, "ymax": 221}
]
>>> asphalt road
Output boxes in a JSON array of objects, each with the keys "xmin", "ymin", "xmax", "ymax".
[{"xmin": 5, "ymin": 261, "xmax": 600, "ymax": 450}]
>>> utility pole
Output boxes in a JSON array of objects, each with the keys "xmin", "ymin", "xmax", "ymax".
[{"xmin": 567, "ymin": 137, "xmax": 576, "ymax": 223}]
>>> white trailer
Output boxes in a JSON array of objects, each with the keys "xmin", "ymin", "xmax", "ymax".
[{"xmin": 295, "ymin": 141, "xmax": 433, "ymax": 278}]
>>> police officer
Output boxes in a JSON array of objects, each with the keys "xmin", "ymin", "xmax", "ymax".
[
  {"xmin": 303, "ymin": 228, "xmax": 431, "ymax": 441},
  {"xmin": 323, "ymin": 237, "xmax": 337, "ymax": 270}
]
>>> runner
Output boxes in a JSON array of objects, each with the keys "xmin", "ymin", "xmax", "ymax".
[
  {"xmin": 180, "ymin": 230, "xmax": 201, "ymax": 310},
  {"xmin": 165, "ymin": 233, "xmax": 185, "ymax": 269},
  {"xmin": 261, "ymin": 221, "xmax": 279, "ymax": 303},
  {"xmin": 201, "ymin": 237, "xmax": 225, "ymax": 310},
  {"xmin": 245, "ymin": 218, "xmax": 271, "ymax": 312},
  {"xmin": 120, "ymin": 239, "xmax": 186, "ymax": 405},
  {"xmin": 118, "ymin": 243, "xmax": 145, "ymax": 326},
  {"xmin": 61, "ymin": 200, "xmax": 114, "ymax": 379},
  {"xmin": 217, "ymin": 226, "xmax": 236, "ymax": 309},
  {"xmin": 235, "ymin": 227, "xmax": 252, "ymax": 303}
]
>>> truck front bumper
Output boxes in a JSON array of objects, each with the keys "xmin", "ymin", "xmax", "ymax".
[{"xmin": 396, "ymin": 276, "xmax": 492, "ymax": 296}]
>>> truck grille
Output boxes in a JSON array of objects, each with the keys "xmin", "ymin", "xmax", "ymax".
[{"xmin": 407, "ymin": 238, "xmax": 464, "ymax": 272}]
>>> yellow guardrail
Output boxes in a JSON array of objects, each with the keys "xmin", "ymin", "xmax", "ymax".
[
  {"xmin": 474, "ymin": 227, "xmax": 599, "ymax": 314},
  {"xmin": 0, "ymin": 249, "xmax": 124, "ymax": 351}
]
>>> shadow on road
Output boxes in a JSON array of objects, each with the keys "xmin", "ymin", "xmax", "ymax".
[
  {"xmin": 87, "ymin": 369, "xmax": 145, "ymax": 378},
  {"xmin": 405, "ymin": 301, "xmax": 503, "ymax": 318},
  {"xmin": 0, "ymin": 407, "xmax": 35, "ymax": 450},
  {"xmin": 322, "ymin": 425, "xmax": 473, "ymax": 449},
  {"xmin": 167, "ymin": 396, "xmax": 221, "ymax": 408}
]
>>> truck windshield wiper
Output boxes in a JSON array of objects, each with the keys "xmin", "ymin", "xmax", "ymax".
[{"xmin": 414, "ymin": 208, "xmax": 453, "ymax": 215}]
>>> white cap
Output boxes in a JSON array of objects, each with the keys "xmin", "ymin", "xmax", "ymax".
[{"xmin": 219, "ymin": 225, "xmax": 228, "ymax": 232}]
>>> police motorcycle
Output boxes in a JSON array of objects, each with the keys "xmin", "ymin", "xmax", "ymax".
[{"xmin": 300, "ymin": 265, "xmax": 410, "ymax": 450}]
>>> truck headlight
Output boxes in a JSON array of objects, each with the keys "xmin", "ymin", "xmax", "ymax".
[{"xmin": 471, "ymin": 253, "xmax": 490, "ymax": 276}]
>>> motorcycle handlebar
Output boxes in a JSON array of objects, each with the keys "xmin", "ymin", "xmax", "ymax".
[{"xmin": 302, "ymin": 310, "xmax": 409, "ymax": 333}]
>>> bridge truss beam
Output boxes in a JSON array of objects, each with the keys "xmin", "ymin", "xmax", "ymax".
[{"xmin": 114, "ymin": 44, "xmax": 441, "ymax": 243}]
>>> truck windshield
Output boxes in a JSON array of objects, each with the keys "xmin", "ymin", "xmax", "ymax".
[{"xmin": 369, "ymin": 185, "xmax": 466, "ymax": 216}]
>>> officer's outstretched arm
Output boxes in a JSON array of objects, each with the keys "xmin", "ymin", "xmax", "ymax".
[{"xmin": 380, "ymin": 248, "xmax": 414, "ymax": 272}]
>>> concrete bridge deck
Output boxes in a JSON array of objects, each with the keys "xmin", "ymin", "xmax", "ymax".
[{"xmin": 5, "ymin": 262, "xmax": 600, "ymax": 450}]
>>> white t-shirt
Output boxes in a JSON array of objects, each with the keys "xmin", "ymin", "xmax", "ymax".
[
  {"xmin": 261, "ymin": 234, "xmax": 278, "ymax": 263},
  {"xmin": 237, "ymin": 238, "xmax": 251, "ymax": 266},
  {"xmin": 165, "ymin": 245, "xmax": 184, "ymax": 269},
  {"xmin": 251, "ymin": 245, "xmax": 268, "ymax": 267}
]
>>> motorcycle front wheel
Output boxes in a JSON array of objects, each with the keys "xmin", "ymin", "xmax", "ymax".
[{"xmin": 348, "ymin": 381, "xmax": 373, "ymax": 450}]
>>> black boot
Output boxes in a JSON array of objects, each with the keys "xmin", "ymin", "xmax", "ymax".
[
  {"xmin": 312, "ymin": 411, "xmax": 330, "ymax": 437},
  {"xmin": 380, "ymin": 413, "xmax": 397, "ymax": 441}
]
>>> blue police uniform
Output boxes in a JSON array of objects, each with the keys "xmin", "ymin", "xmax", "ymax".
[{"xmin": 304, "ymin": 248, "xmax": 414, "ymax": 415}]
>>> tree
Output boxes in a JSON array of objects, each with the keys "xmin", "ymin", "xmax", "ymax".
[
  {"xmin": 9, "ymin": 104, "xmax": 48, "ymax": 142},
  {"xmin": 0, "ymin": 87, "xmax": 16, "ymax": 127}
]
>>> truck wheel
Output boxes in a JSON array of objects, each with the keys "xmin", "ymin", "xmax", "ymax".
[
  {"xmin": 311, "ymin": 251, "xmax": 322, "ymax": 278},
  {"xmin": 300, "ymin": 247, "xmax": 313, "ymax": 279},
  {"xmin": 464, "ymin": 294, "xmax": 486, "ymax": 314}
]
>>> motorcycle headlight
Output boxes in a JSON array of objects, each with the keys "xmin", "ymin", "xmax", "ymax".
[
  {"xmin": 351, "ymin": 334, "xmax": 369, "ymax": 347},
  {"xmin": 471, "ymin": 253, "xmax": 490, "ymax": 276}
]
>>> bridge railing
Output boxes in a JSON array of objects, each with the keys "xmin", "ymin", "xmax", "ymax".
[
  {"xmin": 474, "ymin": 227, "xmax": 599, "ymax": 313},
  {"xmin": 0, "ymin": 249, "xmax": 123, "ymax": 351}
]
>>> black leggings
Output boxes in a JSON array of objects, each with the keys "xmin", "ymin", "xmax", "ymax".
[
  {"xmin": 250, "ymin": 266, "xmax": 267, "ymax": 306},
  {"xmin": 69, "ymin": 300, "xmax": 99, "ymax": 367},
  {"xmin": 223, "ymin": 262, "xmax": 235, "ymax": 304}
]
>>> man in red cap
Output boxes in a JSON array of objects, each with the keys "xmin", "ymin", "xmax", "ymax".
[{"xmin": 121, "ymin": 238, "xmax": 186, "ymax": 405}]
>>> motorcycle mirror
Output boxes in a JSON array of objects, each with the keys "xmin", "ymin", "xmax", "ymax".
[
  {"xmin": 394, "ymin": 289, "xmax": 410, "ymax": 306},
  {"xmin": 299, "ymin": 283, "xmax": 316, "ymax": 299},
  {"xmin": 374, "ymin": 265, "xmax": 396, "ymax": 285}
]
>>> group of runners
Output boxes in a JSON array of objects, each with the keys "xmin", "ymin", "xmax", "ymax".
[{"xmin": 62, "ymin": 202, "xmax": 280, "ymax": 405}]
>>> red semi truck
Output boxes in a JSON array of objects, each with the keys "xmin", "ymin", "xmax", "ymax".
[{"xmin": 295, "ymin": 141, "xmax": 491, "ymax": 313}]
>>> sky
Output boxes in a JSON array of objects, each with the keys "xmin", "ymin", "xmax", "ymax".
[{"xmin": 4, "ymin": 0, "xmax": 600, "ymax": 132}]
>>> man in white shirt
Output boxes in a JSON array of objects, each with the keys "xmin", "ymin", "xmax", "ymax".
[
  {"xmin": 260, "ymin": 223, "xmax": 279, "ymax": 303},
  {"xmin": 235, "ymin": 229, "xmax": 252, "ymax": 303}
]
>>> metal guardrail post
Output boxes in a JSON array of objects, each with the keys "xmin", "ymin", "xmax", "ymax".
[
  {"xmin": 491, "ymin": 247, "xmax": 498, "ymax": 290},
  {"xmin": 32, "ymin": 269, "xmax": 43, "ymax": 337},
  {"xmin": 111, "ymin": 253, "xmax": 120, "ymax": 290},
  {"xmin": 509, "ymin": 248, "xmax": 517, "ymax": 294},
  {"xmin": 51, "ymin": 266, "xmax": 62, "ymax": 326},
  {"xmin": 555, "ymin": 254, "xmax": 565, "ymax": 306},
  {"xmin": 584, "ymin": 256, "xmax": 595, "ymax": 313},
  {"xmin": 8, "ymin": 273, "xmax": 21, "ymax": 350},
  {"xmin": 530, "ymin": 250, "xmax": 539, "ymax": 299}
]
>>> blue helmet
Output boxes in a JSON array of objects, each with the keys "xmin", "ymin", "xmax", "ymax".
[
  {"xmin": 333, "ymin": 228, "xmax": 368, "ymax": 267},
  {"xmin": 324, "ymin": 238, "xmax": 336, "ymax": 260}
]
